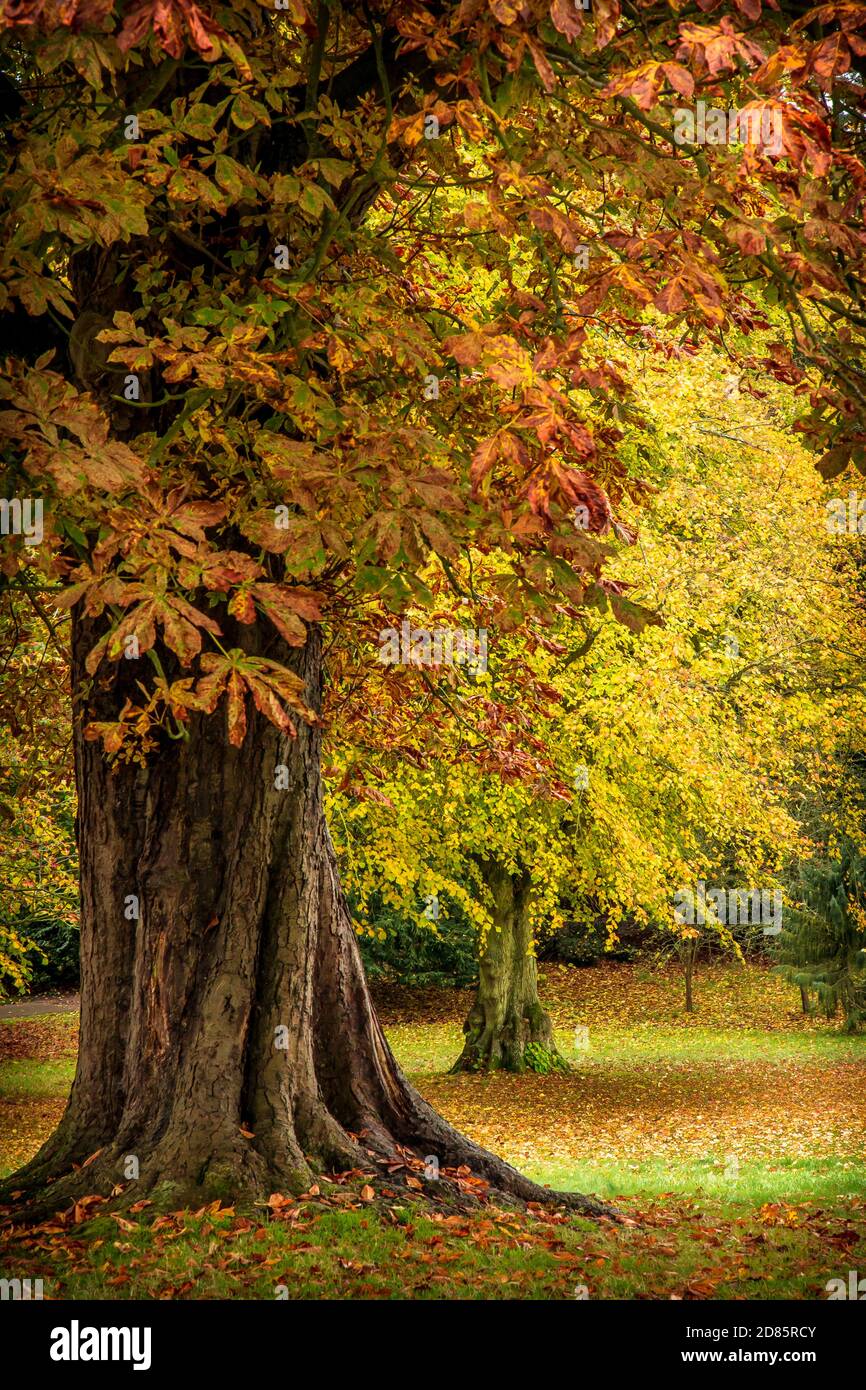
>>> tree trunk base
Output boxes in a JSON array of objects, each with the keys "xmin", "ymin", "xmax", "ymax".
[
  {"xmin": 1, "ymin": 626, "xmax": 612, "ymax": 1227},
  {"xmin": 451, "ymin": 1000, "xmax": 568, "ymax": 1075},
  {"xmin": 0, "ymin": 828, "xmax": 608, "ymax": 1222},
  {"xmin": 1, "ymin": 1076, "xmax": 614, "ymax": 1224}
]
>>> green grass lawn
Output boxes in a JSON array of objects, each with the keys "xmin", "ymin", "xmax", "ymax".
[
  {"xmin": 0, "ymin": 1056, "xmax": 77, "ymax": 1098},
  {"xmin": 1, "ymin": 961, "xmax": 865, "ymax": 1299},
  {"xmin": 388, "ymin": 1020, "xmax": 866, "ymax": 1071},
  {"xmin": 528, "ymin": 1155, "xmax": 866, "ymax": 1203}
]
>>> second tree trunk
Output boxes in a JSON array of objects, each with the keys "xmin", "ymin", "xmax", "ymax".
[{"xmin": 452, "ymin": 861, "xmax": 565, "ymax": 1073}]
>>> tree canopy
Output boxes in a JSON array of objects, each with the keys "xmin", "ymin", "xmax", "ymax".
[{"xmin": 2, "ymin": 0, "xmax": 866, "ymax": 758}]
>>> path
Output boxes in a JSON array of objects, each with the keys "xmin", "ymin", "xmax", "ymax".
[{"xmin": 0, "ymin": 991, "xmax": 79, "ymax": 1019}]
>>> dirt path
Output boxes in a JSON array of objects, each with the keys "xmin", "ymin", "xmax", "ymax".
[{"xmin": 0, "ymin": 991, "xmax": 79, "ymax": 1019}]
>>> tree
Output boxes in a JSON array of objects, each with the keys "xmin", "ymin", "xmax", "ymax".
[
  {"xmin": 1, "ymin": 0, "xmax": 865, "ymax": 1216},
  {"xmin": 0, "ymin": 571, "xmax": 77, "ymax": 995},
  {"xmin": 777, "ymin": 842, "xmax": 866, "ymax": 1031},
  {"xmin": 454, "ymin": 856, "xmax": 565, "ymax": 1072},
  {"xmin": 331, "ymin": 735, "xmax": 576, "ymax": 1074}
]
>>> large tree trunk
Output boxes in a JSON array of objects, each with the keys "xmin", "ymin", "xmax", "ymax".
[
  {"xmin": 452, "ymin": 862, "xmax": 565, "ymax": 1074},
  {"xmin": 3, "ymin": 618, "xmax": 603, "ymax": 1219}
]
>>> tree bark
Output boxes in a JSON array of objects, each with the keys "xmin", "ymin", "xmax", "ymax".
[
  {"xmin": 451, "ymin": 861, "xmax": 565, "ymax": 1074},
  {"xmin": 3, "ymin": 619, "xmax": 604, "ymax": 1219}
]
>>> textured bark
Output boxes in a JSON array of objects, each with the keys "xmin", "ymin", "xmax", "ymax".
[
  {"xmin": 3, "ymin": 619, "xmax": 606, "ymax": 1220},
  {"xmin": 452, "ymin": 862, "xmax": 564, "ymax": 1074}
]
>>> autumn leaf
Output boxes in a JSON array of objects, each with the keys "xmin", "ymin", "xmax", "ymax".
[{"xmin": 193, "ymin": 650, "xmax": 315, "ymax": 746}]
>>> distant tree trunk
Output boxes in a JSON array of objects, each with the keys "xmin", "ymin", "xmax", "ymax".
[
  {"xmin": 678, "ymin": 936, "xmax": 698, "ymax": 1013},
  {"xmin": 5, "ymin": 617, "xmax": 602, "ymax": 1220},
  {"xmin": 452, "ymin": 861, "xmax": 564, "ymax": 1073},
  {"xmin": 800, "ymin": 984, "xmax": 811, "ymax": 1015}
]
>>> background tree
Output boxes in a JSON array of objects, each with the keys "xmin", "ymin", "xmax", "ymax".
[
  {"xmin": 778, "ymin": 843, "xmax": 866, "ymax": 1031},
  {"xmin": 0, "ymin": 573, "xmax": 77, "ymax": 994},
  {"xmin": 332, "ymin": 747, "xmax": 575, "ymax": 1074}
]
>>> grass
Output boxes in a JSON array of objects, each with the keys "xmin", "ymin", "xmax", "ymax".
[
  {"xmin": 525, "ymin": 1156, "xmax": 866, "ymax": 1203},
  {"xmin": 1, "ymin": 960, "xmax": 864, "ymax": 1299},
  {"xmin": 387, "ymin": 1022, "xmax": 866, "ymax": 1072},
  {"xmin": 1, "ymin": 1193, "xmax": 863, "ymax": 1301},
  {"xmin": 0, "ymin": 1057, "xmax": 76, "ymax": 1098}
]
